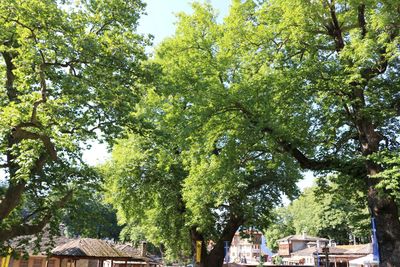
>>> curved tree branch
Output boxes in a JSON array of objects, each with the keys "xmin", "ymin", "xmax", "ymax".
[
  {"xmin": 0, "ymin": 191, "xmax": 73, "ymax": 242},
  {"xmin": 232, "ymin": 101, "xmax": 365, "ymax": 177},
  {"xmin": 12, "ymin": 128, "xmax": 57, "ymax": 160}
]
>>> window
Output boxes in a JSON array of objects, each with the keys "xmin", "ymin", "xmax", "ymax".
[
  {"xmin": 33, "ymin": 259, "xmax": 43, "ymax": 267},
  {"xmin": 20, "ymin": 260, "xmax": 29, "ymax": 267}
]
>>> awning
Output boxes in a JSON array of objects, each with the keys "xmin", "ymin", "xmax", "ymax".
[{"xmin": 349, "ymin": 254, "xmax": 379, "ymax": 266}]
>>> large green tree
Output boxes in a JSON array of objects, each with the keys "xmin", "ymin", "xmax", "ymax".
[
  {"xmin": 238, "ymin": 1, "xmax": 400, "ymax": 264},
  {"xmin": 105, "ymin": 5, "xmax": 302, "ymax": 263},
  {"xmin": 105, "ymin": 128, "xmax": 300, "ymax": 265},
  {"xmin": 158, "ymin": 0, "xmax": 400, "ymax": 265},
  {"xmin": 0, "ymin": 0, "xmax": 148, "ymax": 244},
  {"xmin": 107, "ymin": 0, "xmax": 400, "ymax": 265},
  {"xmin": 107, "ymin": 0, "xmax": 399, "ymax": 265}
]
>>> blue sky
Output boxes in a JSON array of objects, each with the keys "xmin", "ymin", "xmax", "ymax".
[{"xmin": 137, "ymin": 0, "xmax": 231, "ymax": 46}]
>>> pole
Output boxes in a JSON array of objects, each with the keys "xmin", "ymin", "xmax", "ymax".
[{"xmin": 325, "ymin": 247, "xmax": 329, "ymax": 267}]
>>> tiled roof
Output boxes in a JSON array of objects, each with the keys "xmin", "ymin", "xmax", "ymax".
[
  {"xmin": 277, "ymin": 235, "xmax": 329, "ymax": 242},
  {"xmin": 7, "ymin": 234, "xmax": 72, "ymax": 255},
  {"xmin": 291, "ymin": 243, "xmax": 372, "ymax": 257},
  {"xmin": 336, "ymin": 243, "xmax": 372, "ymax": 254},
  {"xmin": 114, "ymin": 244, "xmax": 161, "ymax": 264},
  {"xmin": 291, "ymin": 246, "xmax": 347, "ymax": 256},
  {"xmin": 52, "ymin": 238, "xmax": 128, "ymax": 258}
]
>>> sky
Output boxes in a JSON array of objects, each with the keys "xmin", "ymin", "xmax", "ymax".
[
  {"xmin": 137, "ymin": 0, "xmax": 231, "ymax": 46},
  {"xmin": 83, "ymin": 0, "xmax": 316, "ymax": 191}
]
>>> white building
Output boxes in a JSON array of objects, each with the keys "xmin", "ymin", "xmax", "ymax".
[{"xmin": 229, "ymin": 232, "xmax": 262, "ymax": 264}]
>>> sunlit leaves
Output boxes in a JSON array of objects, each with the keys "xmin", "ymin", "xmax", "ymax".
[{"xmin": 0, "ymin": 0, "xmax": 148, "ymax": 244}]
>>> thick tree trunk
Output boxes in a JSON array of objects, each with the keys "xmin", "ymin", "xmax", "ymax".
[
  {"xmin": 365, "ymin": 161, "xmax": 400, "ymax": 266},
  {"xmin": 191, "ymin": 215, "xmax": 243, "ymax": 267},
  {"xmin": 190, "ymin": 227, "xmax": 207, "ymax": 267},
  {"xmin": 0, "ymin": 51, "xmax": 60, "ymax": 242},
  {"xmin": 368, "ymin": 187, "xmax": 400, "ymax": 266},
  {"xmin": 356, "ymin": 114, "xmax": 400, "ymax": 266},
  {"xmin": 203, "ymin": 222, "xmax": 238, "ymax": 267}
]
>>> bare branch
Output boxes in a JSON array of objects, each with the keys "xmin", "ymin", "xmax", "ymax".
[
  {"xmin": 2, "ymin": 52, "xmax": 18, "ymax": 102},
  {"xmin": 358, "ymin": 4, "xmax": 367, "ymax": 38},
  {"xmin": 0, "ymin": 152, "xmax": 49, "ymax": 221},
  {"xmin": 0, "ymin": 163, "xmax": 9, "ymax": 168},
  {"xmin": 325, "ymin": 3, "xmax": 345, "ymax": 51}
]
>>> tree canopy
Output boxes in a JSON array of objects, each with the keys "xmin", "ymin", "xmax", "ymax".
[
  {"xmin": 0, "ymin": 0, "xmax": 148, "ymax": 245},
  {"xmin": 107, "ymin": 0, "xmax": 400, "ymax": 265},
  {"xmin": 104, "ymin": 4, "xmax": 304, "ymax": 266},
  {"xmin": 2, "ymin": 0, "xmax": 399, "ymax": 266}
]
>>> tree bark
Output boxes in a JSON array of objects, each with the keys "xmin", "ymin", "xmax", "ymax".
[
  {"xmin": 0, "ymin": 49, "xmax": 59, "ymax": 241},
  {"xmin": 191, "ymin": 214, "xmax": 243, "ymax": 267},
  {"xmin": 352, "ymin": 85, "xmax": 400, "ymax": 266},
  {"xmin": 368, "ymin": 186, "xmax": 400, "ymax": 266},
  {"xmin": 190, "ymin": 227, "xmax": 207, "ymax": 267},
  {"xmin": 0, "ymin": 190, "xmax": 72, "ymax": 242}
]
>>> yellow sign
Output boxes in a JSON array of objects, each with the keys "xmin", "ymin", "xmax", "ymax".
[
  {"xmin": 196, "ymin": 241, "xmax": 202, "ymax": 263},
  {"xmin": 1, "ymin": 249, "xmax": 12, "ymax": 267},
  {"xmin": 4, "ymin": 254, "xmax": 11, "ymax": 267}
]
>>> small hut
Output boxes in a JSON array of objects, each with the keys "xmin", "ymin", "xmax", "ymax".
[
  {"xmin": 51, "ymin": 238, "xmax": 137, "ymax": 267},
  {"xmin": 3, "ymin": 234, "xmax": 72, "ymax": 267},
  {"xmin": 110, "ymin": 243, "xmax": 162, "ymax": 267}
]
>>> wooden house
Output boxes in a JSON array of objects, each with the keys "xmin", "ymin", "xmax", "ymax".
[
  {"xmin": 1, "ymin": 237, "xmax": 161, "ymax": 267},
  {"xmin": 1, "ymin": 235, "xmax": 71, "ymax": 267}
]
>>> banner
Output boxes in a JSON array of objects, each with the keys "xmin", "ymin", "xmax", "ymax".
[
  {"xmin": 1, "ymin": 248, "xmax": 12, "ymax": 267},
  {"xmin": 371, "ymin": 217, "xmax": 380, "ymax": 263},
  {"xmin": 196, "ymin": 241, "xmax": 202, "ymax": 263},
  {"xmin": 224, "ymin": 241, "xmax": 230, "ymax": 263},
  {"xmin": 4, "ymin": 254, "xmax": 10, "ymax": 267}
]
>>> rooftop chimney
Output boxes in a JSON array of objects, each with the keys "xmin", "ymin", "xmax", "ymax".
[
  {"xmin": 59, "ymin": 223, "xmax": 67, "ymax": 237},
  {"xmin": 141, "ymin": 241, "xmax": 147, "ymax": 257}
]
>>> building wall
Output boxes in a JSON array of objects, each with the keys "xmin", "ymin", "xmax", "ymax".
[
  {"xmin": 229, "ymin": 233, "xmax": 262, "ymax": 263},
  {"xmin": 278, "ymin": 241, "xmax": 291, "ymax": 256},
  {"xmin": 3, "ymin": 256, "xmax": 61, "ymax": 267},
  {"xmin": 75, "ymin": 259, "xmax": 89, "ymax": 267},
  {"xmin": 291, "ymin": 241, "xmax": 307, "ymax": 252},
  {"xmin": 3, "ymin": 256, "xmax": 158, "ymax": 267}
]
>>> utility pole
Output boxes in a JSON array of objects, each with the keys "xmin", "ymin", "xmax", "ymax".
[{"xmin": 322, "ymin": 245, "xmax": 330, "ymax": 267}]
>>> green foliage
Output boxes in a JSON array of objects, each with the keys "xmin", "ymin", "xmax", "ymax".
[
  {"xmin": 369, "ymin": 150, "xmax": 400, "ymax": 201},
  {"xmin": 104, "ymin": 0, "xmax": 400, "ymax": 263},
  {"xmin": 63, "ymin": 190, "xmax": 122, "ymax": 240},
  {"xmin": 104, "ymin": 3, "xmax": 304, "ymax": 261},
  {"xmin": 0, "ymin": 0, "xmax": 148, "ymax": 244},
  {"xmin": 264, "ymin": 208, "xmax": 295, "ymax": 251},
  {"xmin": 103, "ymin": 132, "xmax": 192, "ymax": 260},
  {"xmin": 265, "ymin": 182, "xmax": 371, "ymax": 248}
]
